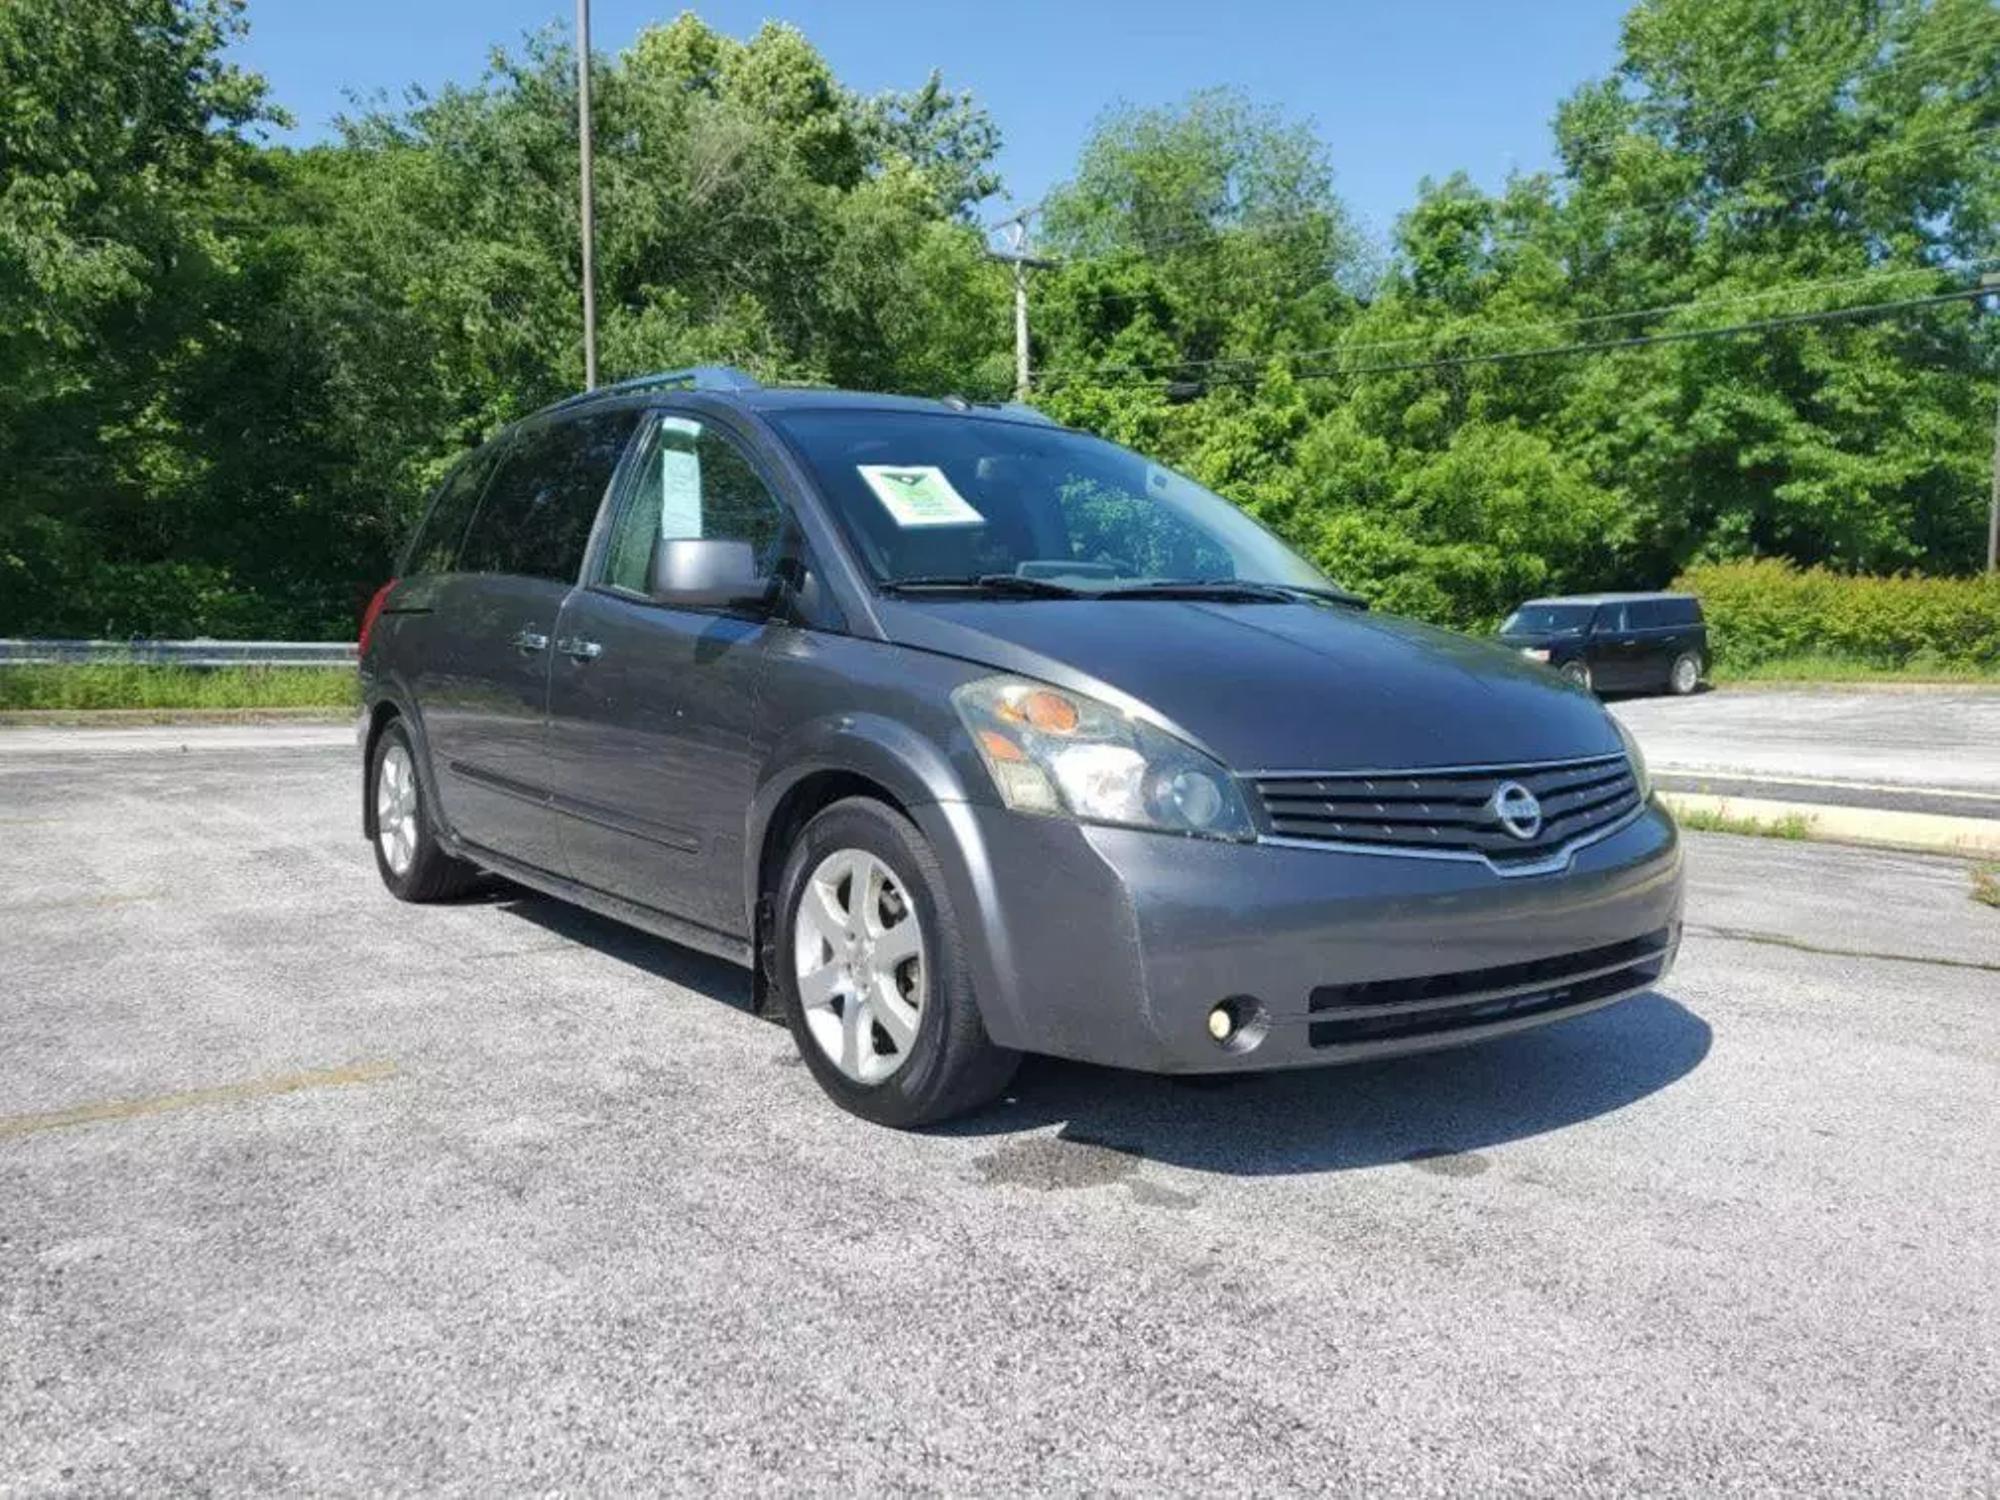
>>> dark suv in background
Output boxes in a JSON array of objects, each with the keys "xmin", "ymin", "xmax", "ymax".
[
  {"xmin": 1499, "ymin": 593, "xmax": 1707, "ymax": 696},
  {"xmin": 359, "ymin": 367, "xmax": 1682, "ymax": 1126}
]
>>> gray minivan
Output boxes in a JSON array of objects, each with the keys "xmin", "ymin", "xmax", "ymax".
[{"xmin": 360, "ymin": 367, "xmax": 1683, "ymax": 1126}]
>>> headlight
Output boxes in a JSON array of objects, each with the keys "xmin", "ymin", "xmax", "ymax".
[
  {"xmin": 952, "ymin": 676, "xmax": 1256, "ymax": 841},
  {"xmin": 1520, "ymin": 647, "xmax": 1551, "ymax": 662},
  {"xmin": 1612, "ymin": 715, "xmax": 1653, "ymax": 800}
]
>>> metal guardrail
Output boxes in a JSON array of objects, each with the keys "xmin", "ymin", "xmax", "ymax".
[{"xmin": 0, "ymin": 639, "xmax": 357, "ymax": 668}]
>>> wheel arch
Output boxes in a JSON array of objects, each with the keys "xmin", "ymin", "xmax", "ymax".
[
  {"xmin": 744, "ymin": 712, "xmax": 979, "ymax": 1013},
  {"xmin": 361, "ymin": 698, "xmax": 403, "ymax": 839},
  {"xmin": 360, "ymin": 692, "xmax": 445, "ymax": 842}
]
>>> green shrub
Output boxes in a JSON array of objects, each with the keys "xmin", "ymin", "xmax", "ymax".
[
  {"xmin": 0, "ymin": 666, "xmax": 358, "ymax": 712},
  {"xmin": 1674, "ymin": 560, "xmax": 2000, "ymax": 671}
]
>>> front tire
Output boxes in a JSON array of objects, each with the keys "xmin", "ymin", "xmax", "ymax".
[
  {"xmin": 775, "ymin": 797, "xmax": 1019, "ymax": 1127},
  {"xmin": 1667, "ymin": 650, "xmax": 1702, "ymax": 696},
  {"xmin": 1560, "ymin": 659, "xmax": 1594, "ymax": 692},
  {"xmin": 370, "ymin": 718, "xmax": 482, "ymax": 902}
]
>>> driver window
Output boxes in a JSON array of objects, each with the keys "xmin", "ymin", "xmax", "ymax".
[{"xmin": 601, "ymin": 414, "xmax": 786, "ymax": 593}]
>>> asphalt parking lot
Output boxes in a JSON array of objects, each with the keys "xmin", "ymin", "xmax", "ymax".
[
  {"xmin": 3, "ymin": 731, "xmax": 1997, "ymax": 1494},
  {"xmin": 1613, "ymin": 685, "xmax": 2000, "ymax": 813}
]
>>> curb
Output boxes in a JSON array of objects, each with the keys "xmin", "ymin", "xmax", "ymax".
[
  {"xmin": 1662, "ymin": 790, "xmax": 2000, "ymax": 860},
  {"xmin": 1704, "ymin": 679, "xmax": 2000, "ymax": 695}
]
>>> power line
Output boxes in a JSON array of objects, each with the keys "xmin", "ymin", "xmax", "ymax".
[
  {"xmin": 1042, "ymin": 283, "xmax": 1994, "ymax": 393},
  {"xmin": 1078, "ymin": 260, "xmax": 1999, "ymax": 378}
]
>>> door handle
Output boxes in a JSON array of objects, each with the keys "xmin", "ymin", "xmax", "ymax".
[
  {"xmin": 512, "ymin": 628, "xmax": 550, "ymax": 654},
  {"xmin": 559, "ymin": 637, "xmax": 603, "ymax": 662}
]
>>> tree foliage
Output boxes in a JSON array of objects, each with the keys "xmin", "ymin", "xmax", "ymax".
[{"xmin": 2, "ymin": 0, "xmax": 1995, "ymax": 639}]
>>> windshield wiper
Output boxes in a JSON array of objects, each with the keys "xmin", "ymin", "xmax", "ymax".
[
  {"xmin": 1098, "ymin": 579, "xmax": 1367, "ymax": 608},
  {"xmin": 878, "ymin": 573, "xmax": 1084, "ymax": 599}
]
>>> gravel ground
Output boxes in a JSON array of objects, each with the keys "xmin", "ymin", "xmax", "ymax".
[{"xmin": 2, "ymin": 733, "xmax": 1997, "ymax": 1496}]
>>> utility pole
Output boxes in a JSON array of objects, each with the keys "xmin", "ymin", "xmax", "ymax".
[
  {"xmin": 1987, "ymin": 274, "xmax": 2000, "ymax": 574},
  {"xmin": 986, "ymin": 208, "xmax": 1055, "ymax": 401},
  {"xmin": 576, "ymin": 0, "xmax": 599, "ymax": 391},
  {"xmin": 1011, "ymin": 222, "xmax": 1031, "ymax": 400},
  {"xmin": 1988, "ymin": 378, "xmax": 1998, "ymax": 574}
]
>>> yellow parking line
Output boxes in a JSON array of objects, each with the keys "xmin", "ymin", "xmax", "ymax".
[{"xmin": 0, "ymin": 1060, "xmax": 398, "ymax": 1141}]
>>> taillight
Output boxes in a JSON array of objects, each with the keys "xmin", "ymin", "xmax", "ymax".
[{"xmin": 358, "ymin": 579, "xmax": 397, "ymax": 657}]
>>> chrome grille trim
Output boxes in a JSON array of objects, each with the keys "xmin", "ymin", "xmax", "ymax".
[{"xmin": 1246, "ymin": 751, "xmax": 1648, "ymax": 878}]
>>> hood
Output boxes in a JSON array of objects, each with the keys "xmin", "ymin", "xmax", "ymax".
[{"xmin": 877, "ymin": 597, "xmax": 1621, "ymax": 771}]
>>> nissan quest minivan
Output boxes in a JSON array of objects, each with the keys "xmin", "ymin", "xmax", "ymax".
[{"xmin": 359, "ymin": 367, "xmax": 1683, "ymax": 1126}]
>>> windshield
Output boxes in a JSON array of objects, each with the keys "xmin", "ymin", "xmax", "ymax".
[
  {"xmin": 769, "ymin": 410, "xmax": 1335, "ymax": 595},
  {"xmin": 1502, "ymin": 604, "xmax": 1595, "ymax": 634}
]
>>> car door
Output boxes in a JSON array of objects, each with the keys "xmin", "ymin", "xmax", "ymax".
[
  {"xmin": 1655, "ymin": 597, "xmax": 1702, "ymax": 680},
  {"xmin": 1625, "ymin": 598, "xmax": 1675, "ymax": 685},
  {"xmin": 414, "ymin": 408, "xmax": 642, "ymax": 875},
  {"xmin": 1588, "ymin": 601, "xmax": 1641, "ymax": 688},
  {"xmin": 544, "ymin": 410, "xmax": 792, "ymax": 936}
]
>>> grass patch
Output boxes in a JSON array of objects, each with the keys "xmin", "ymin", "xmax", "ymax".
[
  {"xmin": 1711, "ymin": 653, "xmax": 2000, "ymax": 686},
  {"xmin": 0, "ymin": 664, "xmax": 358, "ymax": 712},
  {"xmin": 1973, "ymin": 865, "xmax": 2000, "ymax": 910},
  {"xmin": 1673, "ymin": 803, "xmax": 1816, "ymax": 840}
]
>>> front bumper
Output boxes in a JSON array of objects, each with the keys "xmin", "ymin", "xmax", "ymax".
[{"xmin": 916, "ymin": 799, "xmax": 1683, "ymax": 1074}]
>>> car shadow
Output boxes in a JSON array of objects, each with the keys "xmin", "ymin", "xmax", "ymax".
[
  {"xmin": 488, "ymin": 884, "xmax": 760, "ymax": 1015},
  {"xmin": 482, "ymin": 882, "xmax": 1710, "ymax": 1178},
  {"xmin": 940, "ymin": 992, "xmax": 1710, "ymax": 1176}
]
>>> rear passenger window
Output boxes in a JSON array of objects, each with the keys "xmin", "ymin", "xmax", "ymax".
[
  {"xmin": 403, "ymin": 444, "xmax": 502, "ymax": 576},
  {"xmin": 460, "ymin": 410, "xmax": 640, "ymax": 582},
  {"xmin": 1629, "ymin": 600, "xmax": 1666, "ymax": 628}
]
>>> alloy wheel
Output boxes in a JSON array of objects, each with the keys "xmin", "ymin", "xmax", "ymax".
[
  {"xmin": 793, "ymin": 848, "xmax": 926, "ymax": 1084},
  {"xmin": 375, "ymin": 741, "xmax": 420, "ymax": 876}
]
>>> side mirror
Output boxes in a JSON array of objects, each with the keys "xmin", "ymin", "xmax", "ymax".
[{"xmin": 648, "ymin": 537, "xmax": 772, "ymax": 611}]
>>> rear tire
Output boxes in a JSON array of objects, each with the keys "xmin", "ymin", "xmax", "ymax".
[
  {"xmin": 1560, "ymin": 659, "xmax": 1594, "ymax": 692},
  {"xmin": 370, "ymin": 718, "xmax": 482, "ymax": 902},
  {"xmin": 775, "ymin": 797, "xmax": 1019, "ymax": 1127},
  {"xmin": 1667, "ymin": 650, "xmax": 1702, "ymax": 696}
]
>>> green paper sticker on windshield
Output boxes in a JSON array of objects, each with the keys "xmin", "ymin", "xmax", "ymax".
[{"xmin": 858, "ymin": 464, "xmax": 984, "ymax": 527}]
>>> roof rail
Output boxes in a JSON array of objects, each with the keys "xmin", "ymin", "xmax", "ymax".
[
  {"xmin": 996, "ymin": 401, "xmax": 1057, "ymax": 425},
  {"xmin": 547, "ymin": 364, "xmax": 762, "ymax": 413}
]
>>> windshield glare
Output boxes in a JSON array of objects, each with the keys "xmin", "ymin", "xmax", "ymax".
[
  {"xmin": 770, "ymin": 410, "xmax": 1333, "ymax": 594},
  {"xmin": 1503, "ymin": 604, "xmax": 1594, "ymax": 634}
]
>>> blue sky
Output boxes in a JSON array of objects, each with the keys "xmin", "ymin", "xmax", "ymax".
[{"xmin": 232, "ymin": 0, "xmax": 1630, "ymax": 243}]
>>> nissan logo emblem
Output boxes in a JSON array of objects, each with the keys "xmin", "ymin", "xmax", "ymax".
[{"xmin": 1489, "ymin": 781, "xmax": 1543, "ymax": 841}]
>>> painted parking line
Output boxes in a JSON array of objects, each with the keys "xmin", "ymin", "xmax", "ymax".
[{"xmin": 0, "ymin": 1060, "xmax": 398, "ymax": 1141}]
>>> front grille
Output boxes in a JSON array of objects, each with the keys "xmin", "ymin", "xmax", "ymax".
[
  {"xmin": 1252, "ymin": 753, "xmax": 1640, "ymax": 868},
  {"xmin": 1306, "ymin": 928, "xmax": 1673, "ymax": 1049}
]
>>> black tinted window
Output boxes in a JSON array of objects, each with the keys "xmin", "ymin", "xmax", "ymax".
[
  {"xmin": 403, "ymin": 444, "xmax": 502, "ymax": 576},
  {"xmin": 1503, "ymin": 604, "xmax": 1593, "ymax": 633},
  {"xmin": 1670, "ymin": 597, "xmax": 1703, "ymax": 625},
  {"xmin": 460, "ymin": 411, "xmax": 639, "ymax": 581},
  {"xmin": 1629, "ymin": 599, "xmax": 1668, "ymax": 627},
  {"xmin": 601, "ymin": 415, "xmax": 787, "ymax": 593}
]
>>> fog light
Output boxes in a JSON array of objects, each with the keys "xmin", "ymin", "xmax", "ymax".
[{"xmin": 1207, "ymin": 1005, "xmax": 1235, "ymax": 1041}]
